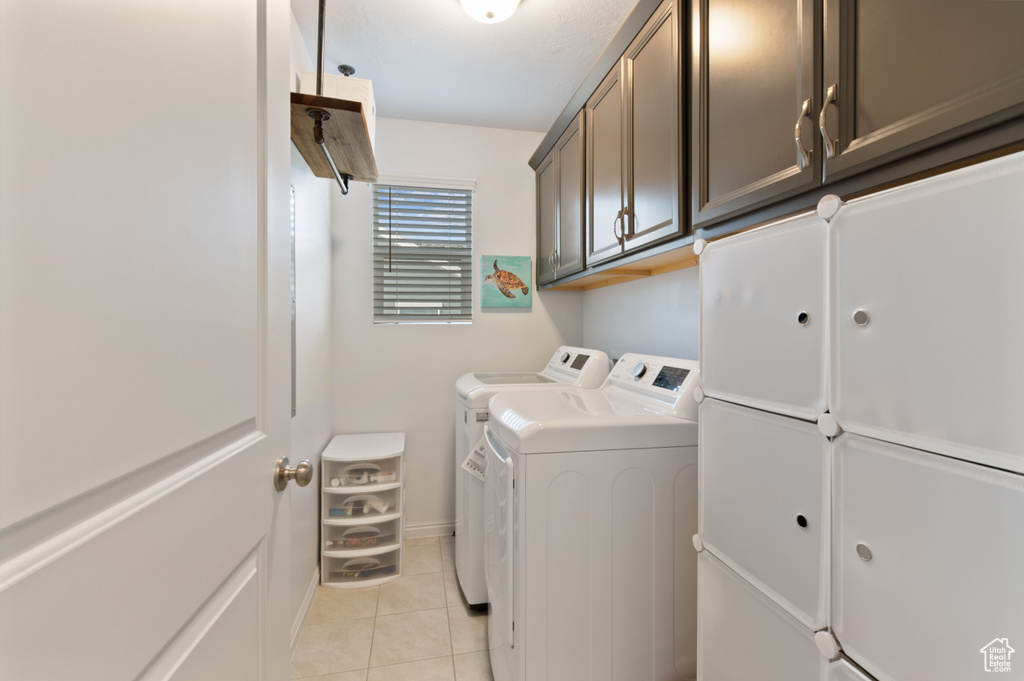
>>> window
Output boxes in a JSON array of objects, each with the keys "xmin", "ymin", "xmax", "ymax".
[{"xmin": 372, "ymin": 182, "xmax": 474, "ymax": 323}]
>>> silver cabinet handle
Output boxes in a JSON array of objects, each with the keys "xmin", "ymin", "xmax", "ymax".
[
  {"xmin": 554, "ymin": 249, "xmax": 560, "ymax": 270},
  {"xmin": 274, "ymin": 456, "xmax": 313, "ymax": 491},
  {"xmin": 548, "ymin": 249, "xmax": 556, "ymax": 273},
  {"xmin": 819, "ymin": 84, "xmax": 838, "ymax": 159},
  {"xmin": 794, "ymin": 98, "xmax": 813, "ymax": 169},
  {"xmin": 612, "ymin": 208, "xmax": 624, "ymax": 243}
]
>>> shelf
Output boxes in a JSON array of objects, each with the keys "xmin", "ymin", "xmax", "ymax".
[
  {"xmin": 543, "ymin": 239, "xmax": 699, "ymax": 291},
  {"xmin": 323, "ymin": 510, "xmax": 403, "ymax": 527},
  {"xmin": 290, "ymin": 92, "xmax": 378, "ymax": 183},
  {"xmin": 323, "ymin": 543, "xmax": 400, "ymax": 560},
  {"xmin": 324, "ymin": 481, "xmax": 402, "ymax": 494}
]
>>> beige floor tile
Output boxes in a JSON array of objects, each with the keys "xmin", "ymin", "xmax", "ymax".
[
  {"xmin": 405, "ymin": 536, "xmax": 440, "ymax": 548},
  {"xmin": 307, "ymin": 586, "xmax": 379, "ymax": 625},
  {"xmin": 290, "ymin": 618, "xmax": 374, "ymax": 679},
  {"xmin": 403, "ymin": 543, "xmax": 443, "ymax": 575},
  {"xmin": 378, "ymin": 571, "xmax": 446, "ymax": 615},
  {"xmin": 442, "ymin": 570, "xmax": 461, "ymax": 609},
  {"xmin": 294, "ymin": 672, "xmax": 368, "ymax": 681},
  {"xmin": 453, "ymin": 651, "xmax": 493, "ymax": 681},
  {"xmin": 440, "ymin": 535, "xmax": 456, "ymax": 572},
  {"xmin": 448, "ymin": 605, "xmax": 488, "ymax": 655},
  {"xmin": 367, "ymin": 656, "xmax": 455, "ymax": 681},
  {"xmin": 370, "ymin": 608, "xmax": 452, "ymax": 667}
]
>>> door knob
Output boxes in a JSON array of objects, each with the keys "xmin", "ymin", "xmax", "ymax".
[{"xmin": 274, "ymin": 456, "xmax": 313, "ymax": 491}]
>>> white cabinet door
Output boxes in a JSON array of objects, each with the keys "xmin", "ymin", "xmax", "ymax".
[
  {"xmin": 0, "ymin": 0, "xmax": 293, "ymax": 678},
  {"xmin": 698, "ymin": 552, "xmax": 824, "ymax": 681},
  {"xmin": 699, "ymin": 399, "xmax": 829, "ymax": 630},
  {"xmin": 833, "ymin": 434, "xmax": 1024, "ymax": 681},
  {"xmin": 830, "ymin": 151, "xmax": 1024, "ymax": 473},
  {"xmin": 700, "ymin": 210, "xmax": 828, "ymax": 420}
]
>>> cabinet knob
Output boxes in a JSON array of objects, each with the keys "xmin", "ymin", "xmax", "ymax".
[
  {"xmin": 856, "ymin": 543, "xmax": 873, "ymax": 562},
  {"xmin": 794, "ymin": 98, "xmax": 813, "ymax": 169},
  {"xmin": 274, "ymin": 456, "xmax": 313, "ymax": 492},
  {"xmin": 819, "ymin": 84, "xmax": 838, "ymax": 159},
  {"xmin": 797, "ymin": 311, "xmax": 810, "ymax": 326},
  {"xmin": 853, "ymin": 309, "xmax": 870, "ymax": 326},
  {"xmin": 796, "ymin": 514, "xmax": 808, "ymax": 528}
]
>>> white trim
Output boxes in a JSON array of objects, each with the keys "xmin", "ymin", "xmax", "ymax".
[
  {"xmin": 403, "ymin": 521, "xmax": 456, "ymax": 540},
  {"xmin": 290, "ymin": 565, "xmax": 320, "ymax": 653},
  {"xmin": 376, "ymin": 174, "xmax": 476, "ymax": 192}
]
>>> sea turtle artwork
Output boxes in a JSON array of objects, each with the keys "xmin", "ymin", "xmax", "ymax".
[{"xmin": 484, "ymin": 259, "xmax": 529, "ymax": 299}]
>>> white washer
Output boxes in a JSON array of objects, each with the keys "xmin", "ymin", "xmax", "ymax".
[
  {"xmin": 484, "ymin": 353, "xmax": 701, "ymax": 681},
  {"xmin": 454, "ymin": 346, "xmax": 610, "ymax": 606}
]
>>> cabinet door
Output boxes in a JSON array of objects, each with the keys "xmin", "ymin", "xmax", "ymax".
[
  {"xmin": 554, "ymin": 112, "xmax": 584, "ymax": 278},
  {"xmin": 699, "ymin": 399, "xmax": 829, "ymax": 631},
  {"xmin": 829, "ymin": 151, "xmax": 1024, "ymax": 474},
  {"xmin": 624, "ymin": 0, "xmax": 685, "ymax": 250},
  {"xmin": 821, "ymin": 0, "xmax": 1024, "ymax": 181},
  {"xmin": 698, "ymin": 552, "xmax": 824, "ymax": 681},
  {"xmin": 586, "ymin": 65, "xmax": 626, "ymax": 266},
  {"xmin": 833, "ymin": 434, "xmax": 1024, "ymax": 681},
  {"xmin": 692, "ymin": 0, "xmax": 819, "ymax": 227},
  {"xmin": 699, "ymin": 209, "xmax": 828, "ymax": 421},
  {"xmin": 536, "ymin": 151, "xmax": 557, "ymax": 285}
]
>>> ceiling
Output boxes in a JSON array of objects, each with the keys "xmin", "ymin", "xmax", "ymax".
[{"xmin": 291, "ymin": 0, "xmax": 639, "ymax": 133}]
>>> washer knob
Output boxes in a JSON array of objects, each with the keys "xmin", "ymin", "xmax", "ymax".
[
  {"xmin": 632, "ymin": 362, "xmax": 648, "ymax": 380},
  {"xmin": 560, "ymin": 352, "xmax": 571, "ymax": 364}
]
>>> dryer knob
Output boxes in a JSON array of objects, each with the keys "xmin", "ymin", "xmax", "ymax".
[
  {"xmin": 560, "ymin": 352, "xmax": 571, "ymax": 364},
  {"xmin": 632, "ymin": 362, "xmax": 648, "ymax": 380}
]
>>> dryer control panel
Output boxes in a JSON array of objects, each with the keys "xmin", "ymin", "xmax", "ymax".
[{"xmin": 606, "ymin": 353, "xmax": 701, "ymax": 420}]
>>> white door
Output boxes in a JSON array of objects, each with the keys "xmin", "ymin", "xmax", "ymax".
[{"xmin": 0, "ymin": 1, "xmax": 294, "ymax": 679}]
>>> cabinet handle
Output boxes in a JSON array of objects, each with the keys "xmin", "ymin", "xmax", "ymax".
[
  {"xmin": 794, "ymin": 98, "xmax": 813, "ymax": 169},
  {"xmin": 612, "ymin": 208, "xmax": 624, "ymax": 243},
  {"xmin": 554, "ymin": 249, "xmax": 560, "ymax": 270},
  {"xmin": 548, "ymin": 249, "xmax": 556, "ymax": 273},
  {"xmin": 819, "ymin": 84, "xmax": 838, "ymax": 159}
]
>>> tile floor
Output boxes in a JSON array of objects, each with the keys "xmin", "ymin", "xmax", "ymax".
[{"xmin": 290, "ymin": 535, "xmax": 493, "ymax": 681}]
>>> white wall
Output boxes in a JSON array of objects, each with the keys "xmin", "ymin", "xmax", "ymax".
[
  {"xmin": 287, "ymin": 12, "xmax": 333, "ymax": 643},
  {"xmin": 582, "ymin": 267, "xmax": 700, "ymax": 361},
  {"xmin": 331, "ymin": 118, "xmax": 583, "ymax": 534}
]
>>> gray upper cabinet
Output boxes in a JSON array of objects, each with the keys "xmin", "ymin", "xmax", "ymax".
[
  {"xmin": 537, "ymin": 112, "xmax": 585, "ymax": 286},
  {"xmin": 624, "ymin": 0, "xmax": 685, "ymax": 250},
  {"xmin": 693, "ymin": 0, "xmax": 1024, "ymax": 229},
  {"xmin": 586, "ymin": 0, "xmax": 685, "ymax": 265},
  {"xmin": 586, "ymin": 65, "xmax": 626, "ymax": 267},
  {"xmin": 821, "ymin": 0, "xmax": 1024, "ymax": 181},
  {"xmin": 536, "ymin": 151, "xmax": 557, "ymax": 286},
  {"xmin": 692, "ymin": 0, "xmax": 819, "ymax": 226}
]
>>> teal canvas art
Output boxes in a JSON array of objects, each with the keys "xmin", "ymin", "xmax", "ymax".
[{"xmin": 481, "ymin": 255, "xmax": 532, "ymax": 308}]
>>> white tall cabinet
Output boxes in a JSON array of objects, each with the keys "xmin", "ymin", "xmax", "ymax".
[{"xmin": 695, "ymin": 150, "xmax": 1024, "ymax": 681}]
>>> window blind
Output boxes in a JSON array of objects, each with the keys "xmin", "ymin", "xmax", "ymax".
[{"xmin": 372, "ymin": 184, "xmax": 473, "ymax": 322}]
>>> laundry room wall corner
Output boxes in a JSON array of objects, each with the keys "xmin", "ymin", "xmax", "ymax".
[
  {"xmin": 330, "ymin": 117, "xmax": 584, "ymax": 533},
  {"xmin": 287, "ymin": 13, "xmax": 333, "ymax": 644}
]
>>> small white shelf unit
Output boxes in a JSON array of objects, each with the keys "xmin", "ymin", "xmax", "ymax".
[{"xmin": 321, "ymin": 432, "xmax": 405, "ymax": 588}]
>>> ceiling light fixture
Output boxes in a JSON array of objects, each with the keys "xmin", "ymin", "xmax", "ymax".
[{"xmin": 459, "ymin": 0, "xmax": 521, "ymax": 24}]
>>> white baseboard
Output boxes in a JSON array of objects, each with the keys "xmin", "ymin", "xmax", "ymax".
[
  {"xmin": 404, "ymin": 521, "xmax": 455, "ymax": 539},
  {"xmin": 291, "ymin": 565, "xmax": 320, "ymax": 652}
]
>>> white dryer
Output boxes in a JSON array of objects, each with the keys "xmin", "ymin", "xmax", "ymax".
[
  {"xmin": 454, "ymin": 346, "xmax": 610, "ymax": 607},
  {"xmin": 484, "ymin": 353, "xmax": 701, "ymax": 681}
]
